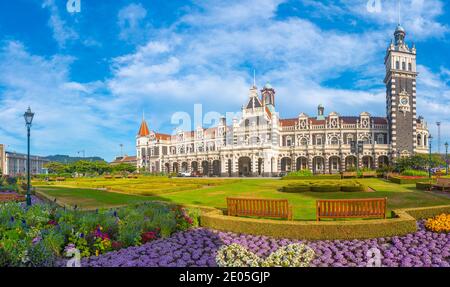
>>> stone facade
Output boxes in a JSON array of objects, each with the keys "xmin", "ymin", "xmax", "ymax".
[
  {"xmin": 136, "ymin": 26, "xmax": 429, "ymax": 176},
  {"xmin": 2, "ymin": 151, "xmax": 49, "ymax": 177}
]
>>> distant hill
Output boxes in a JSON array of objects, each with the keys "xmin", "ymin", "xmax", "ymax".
[{"xmin": 45, "ymin": 155, "xmax": 105, "ymax": 163}]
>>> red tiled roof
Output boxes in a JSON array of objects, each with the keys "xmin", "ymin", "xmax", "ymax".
[
  {"xmin": 279, "ymin": 118, "xmax": 297, "ymax": 126},
  {"xmin": 155, "ymin": 133, "xmax": 171, "ymax": 140},
  {"xmin": 137, "ymin": 120, "xmax": 150, "ymax": 136}
]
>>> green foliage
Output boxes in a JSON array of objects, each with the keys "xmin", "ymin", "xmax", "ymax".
[
  {"xmin": 0, "ymin": 201, "xmax": 196, "ymax": 266},
  {"xmin": 27, "ymin": 241, "xmax": 57, "ymax": 267},
  {"xmin": 44, "ymin": 160, "xmax": 136, "ymax": 176},
  {"xmin": 416, "ymin": 182, "xmax": 432, "ymax": 191},
  {"xmin": 280, "ymin": 181, "xmax": 366, "ymax": 193},
  {"xmin": 282, "ymin": 174, "xmax": 341, "ymax": 180},
  {"xmin": 285, "ymin": 170, "xmax": 313, "ymax": 177},
  {"xmin": 394, "ymin": 154, "xmax": 444, "ymax": 172},
  {"xmin": 401, "ymin": 169, "xmax": 429, "ymax": 177}
]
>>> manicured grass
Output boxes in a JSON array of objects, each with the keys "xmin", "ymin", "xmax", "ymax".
[
  {"xmin": 36, "ymin": 186, "xmax": 153, "ymax": 209},
  {"xmin": 35, "ymin": 177, "xmax": 450, "ymax": 220}
]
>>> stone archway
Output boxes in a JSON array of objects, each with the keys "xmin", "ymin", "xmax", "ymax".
[
  {"xmin": 164, "ymin": 163, "xmax": 170, "ymax": 174},
  {"xmin": 191, "ymin": 161, "xmax": 198, "ymax": 172},
  {"xmin": 362, "ymin": 156, "xmax": 374, "ymax": 169},
  {"xmin": 280, "ymin": 157, "xmax": 292, "ymax": 172},
  {"xmin": 201, "ymin": 160, "xmax": 209, "ymax": 176},
  {"xmin": 329, "ymin": 156, "xmax": 341, "ymax": 174},
  {"xmin": 313, "ymin": 157, "xmax": 325, "ymax": 174},
  {"xmin": 345, "ymin": 156, "xmax": 357, "ymax": 171},
  {"xmin": 296, "ymin": 157, "xmax": 308, "ymax": 171},
  {"xmin": 238, "ymin": 157, "xmax": 252, "ymax": 177},
  {"xmin": 212, "ymin": 160, "xmax": 221, "ymax": 176},
  {"xmin": 258, "ymin": 158, "xmax": 263, "ymax": 176},
  {"xmin": 181, "ymin": 162, "xmax": 188, "ymax": 172},
  {"xmin": 378, "ymin": 155, "xmax": 389, "ymax": 168},
  {"xmin": 172, "ymin": 162, "xmax": 179, "ymax": 174}
]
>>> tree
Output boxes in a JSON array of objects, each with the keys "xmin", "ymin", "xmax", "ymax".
[
  {"xmin": 112, "ymin": 163, "xmax": 137, "ymax": 173},
  {"xmin": 45, "ymin": 162, "xmax": 68, "ymax": 174},
  {"xmin": 394, "ymin": 154, "xmax": 444, "ymax": 172}
]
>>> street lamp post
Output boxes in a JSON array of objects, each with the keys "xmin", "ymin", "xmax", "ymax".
[
  {"xmin": 23, "ymin": 107, "xmax": 34, "ymax": 207},
  {"xmin": 445, "ymin": 142, "xmax": 449, "ymax": 176},
  {"xmin": 428, "ymin": 134, "xmax": 433, "ymax": 180}
]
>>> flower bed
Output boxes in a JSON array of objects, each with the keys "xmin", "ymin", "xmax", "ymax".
[
  {"xmin": 425, "ymin": 214, "xmax": 450, "ymax": 233},
  {"xmin": 75, "ymin": 221, "xmax": 450, "ymax": 267},
  {"xmin": 0, "ymin": 201, "xmax": 199, "ymax": 267}
]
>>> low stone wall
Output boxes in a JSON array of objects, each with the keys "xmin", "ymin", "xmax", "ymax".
[{"xmin": 200, "ymin": 205, "xmax": 450, "ymax": 240}]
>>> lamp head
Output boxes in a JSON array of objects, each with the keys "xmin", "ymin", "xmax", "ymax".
[{"xmin": 24, "ymin": 107, "xmax": 34, "ymax": 126}]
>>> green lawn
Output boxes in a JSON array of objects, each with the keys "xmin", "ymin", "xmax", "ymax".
[{"xmin": 35, "ymin": 177, "xmax": 450, "ymax": 220}]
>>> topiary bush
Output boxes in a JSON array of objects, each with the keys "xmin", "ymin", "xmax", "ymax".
[
  {"xmin": 416, "ymin": 182, "xmax": 432, "ymax": 191},
  {"xmin": 311, "ymin": 185, "xmax": 341, "ymax": 192}
]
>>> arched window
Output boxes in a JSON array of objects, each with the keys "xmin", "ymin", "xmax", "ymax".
[
  {"xmin": 316, "ymin": 136, "xmax": 323, "ymax": 146},
  {"xmin": 330, "ymin": 137, "xmax": 339, "ymax": 145},
  {"xmin": 377, "ymin": 134, "xmax": 385, "ymax": 144},
  {"xmin": 417, "ymin": 134, "xmax": 422, "ymax": 146},
  {"xmin": 362, "ymin": 137, "xmax": 371, "ymax": 144}
]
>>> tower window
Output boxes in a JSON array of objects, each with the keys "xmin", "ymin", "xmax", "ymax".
[
  {"xmin": 402, "ymin": 62, "xmax": 406, "ymax": 70},
  {"xmin": 408, "ymin": 63, "xmax": 412, "ymax": 71},
  {"xmin": 395, "ymin": 61, "xmax": 399, "ymax": 70}
]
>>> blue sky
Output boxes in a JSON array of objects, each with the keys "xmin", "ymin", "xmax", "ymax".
[{"xmin": 0, "ymin": 0, "xmax": 449, "ymax": 160}]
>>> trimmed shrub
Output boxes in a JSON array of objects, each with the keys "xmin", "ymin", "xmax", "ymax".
[
  {"xmin": 282, "ymin": 174, "xmax": 341, "ymax": 180},
  {"xmin": 341, "ymin": 185, "xmax": 365, "ymax": 192},
  {"xmin": 401, "ymin": 169, "xmax": 429, "ymax": 177},
  {"xmin": 310, "ymin": 185, "xmax": 341, "ymax": 192},
  {"xmin": 389, "ymin": 176, "xmax": 428, "ymax": 184},
  {"xmin": 281, "ymin": 185, "xmax": 311, "ymax": 193},
  {"xmin": 416, "ymin": 181, "xmax": 432, "ymax": 190}
]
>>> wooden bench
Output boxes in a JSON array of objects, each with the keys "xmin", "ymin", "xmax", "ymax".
[
  {"xmin": 341, "ymin": 172, "xmax": 357, "ymax": 179},
  {"xmin": 316, "ymin": 198, "xmax": 387, "ymax": 221},
  {"xmin": 0, "ymin": 194, "xmax": 26, "ymax": 203},
  {"xmin": 227, "ymin": 197, "xmax": 293, "ymax": 220},
  {"xmin": 362, "ymin": 171, "xmax": 377, "ymax": 178},
  {"xmin": 432, "ymin": 178, "xmax": 450, "ymax": 192}
]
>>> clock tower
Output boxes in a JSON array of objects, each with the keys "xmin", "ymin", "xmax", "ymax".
[{"xmin": 384, "ymin": 24, "xmax": 418, "ymax": 158}]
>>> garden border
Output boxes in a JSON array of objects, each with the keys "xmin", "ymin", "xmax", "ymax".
[{"xmin": 200, "ymin": 205, "xmax": 450, "ymax": 240}]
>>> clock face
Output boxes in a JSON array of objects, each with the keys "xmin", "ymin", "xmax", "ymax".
[{"xmin": 400, "ymin": 97, "xmax": 409, "ymax": 105}]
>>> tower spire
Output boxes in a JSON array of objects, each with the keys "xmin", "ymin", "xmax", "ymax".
[
  {"xmin": 253, "ymin": 69, "xmax": 256, "ymax": 87},
  {"xmin": 397, "ymin": 0, "xmax": 401, "ymax": 25}
]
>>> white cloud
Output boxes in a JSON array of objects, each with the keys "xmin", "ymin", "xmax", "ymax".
[
  {"xmin": 118, "ymin": 3, "xmax": 148, "ymax": 41},
  {"xmin": 42, "ymin": 0, "xmax": 79, "ymax": 48},
  {"xmin": 0, "ymin": 41, "xmax": 137, "ymax": 160}
]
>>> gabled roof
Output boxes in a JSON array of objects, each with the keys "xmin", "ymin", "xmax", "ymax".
[
  {"xmin": 246, "ymin": 96, "xmax": 263, "ymax": 109},
  {"xmin": 138, "ymin": 120, "xmax": 150, "ymax": 137}
]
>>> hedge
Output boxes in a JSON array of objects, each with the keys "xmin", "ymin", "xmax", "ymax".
[
  {"xmin": 310, "ymin": 185, "xmax": 341, "ymax": 192},
  {"xmin": 389, "ymin": 176, "xmax": 429, "ymax": 184},
  {"xmin": 416, "ymin": 181, "xmax": 433, "ymax": 191},
  {"xmin": 200, "ymin": 205, "xmax": 450, "ymax": 240},
  {"xmin": 280, "ymin": 181, "xmax": 366, "ymax": 193},
  {"xmin": 282, "ymin": 174, "xmax": 342, "ymax": 180}
]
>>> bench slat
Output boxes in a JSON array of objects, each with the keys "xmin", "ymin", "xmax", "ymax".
[
  {"xmin": 227, "ymin": 197, "xmax": 292, "ymax": 220},
  {"xmin": 316, "ymin": 198, "xmax": 386, "ymax": 221}
]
